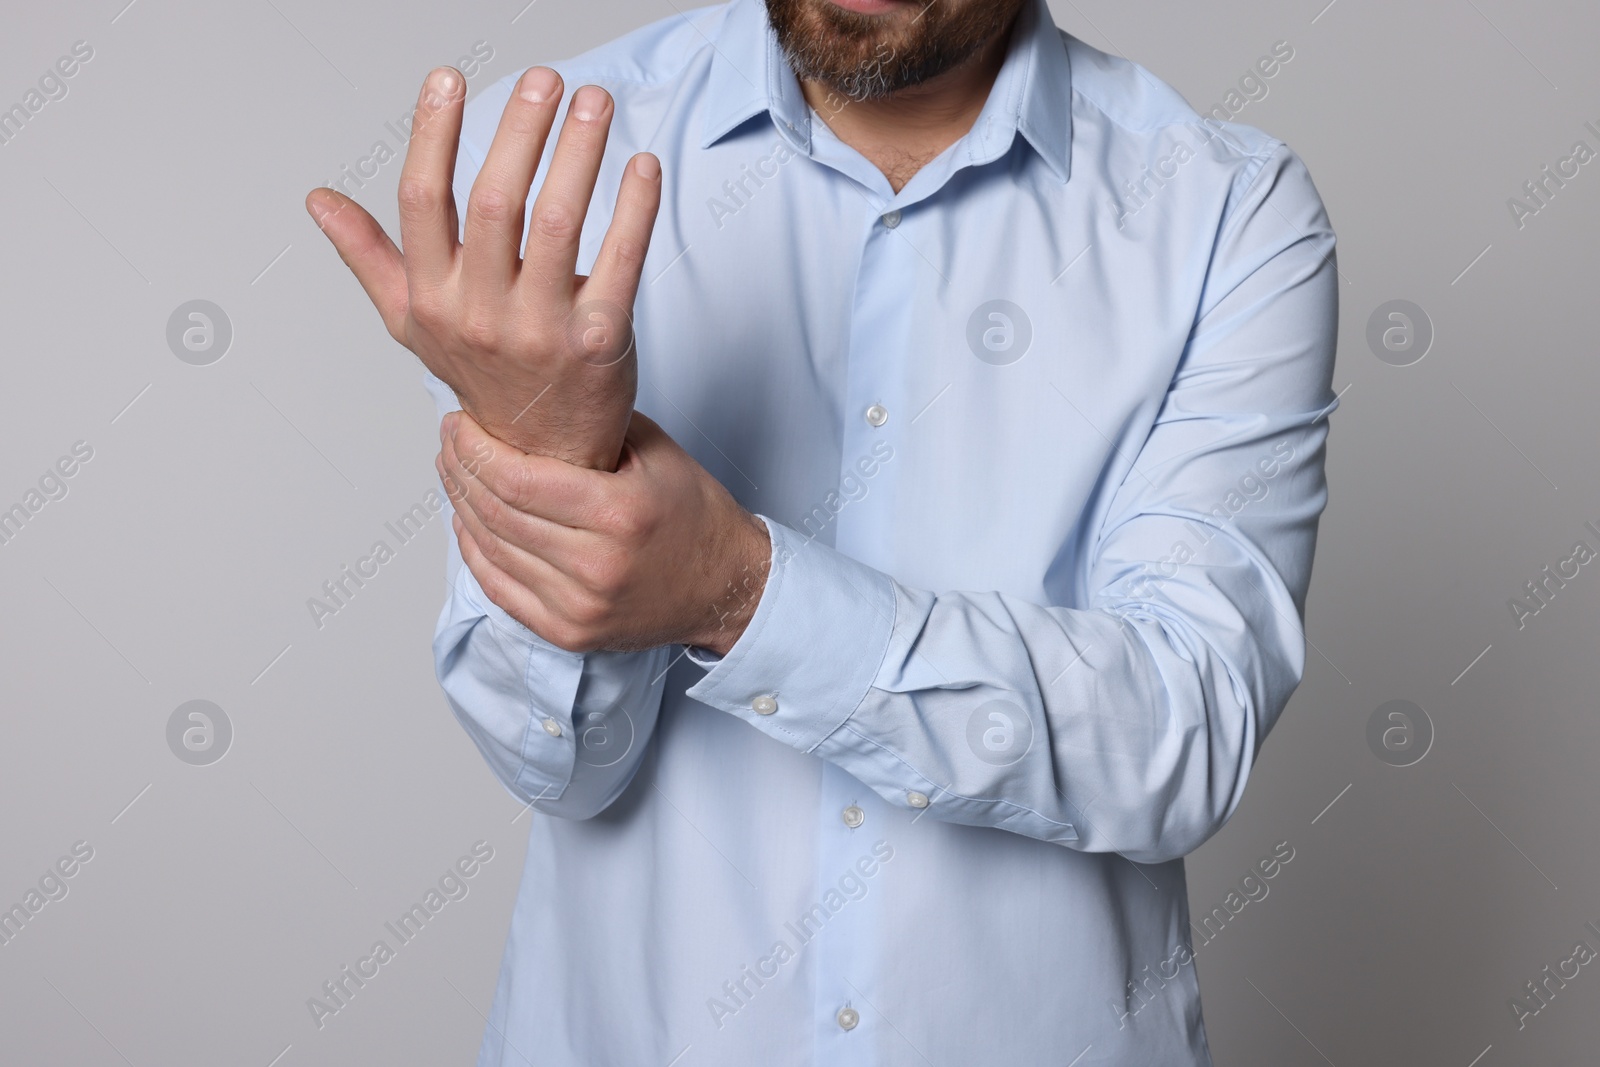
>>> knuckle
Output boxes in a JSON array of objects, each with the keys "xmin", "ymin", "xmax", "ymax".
[
  {"xmin": 615, "ymin": 508, "xmax": 650, "ymax": 542},
  {"xmin": 590, "ymin": 498, "xmax": 637, "ymax": 539},
  {"xmin": 604, "ymin": 494, "xmax": 656, "ymax": 541},
  {"xmin": 531, "ymin": 202, "xmax": 581, "ymax": 243},
  {"xmin": 569, "ymin": 591, "xmax": 611, "ymax": 633},
  {"xmin": 499, "ymin": 463, "xmax": 538, "ymax": 510},
  {"xmin": 502, "ymin": 107, "xmax": 540, "ymax": 139},
  {"xmin": 441, "ymin": 471, "xmax": 468, "ymax": 506},
  {"xmin": 608, "ymin": 234, "xmax": 648, "ymax": 273},
  {"xmin": 574, "ymin": 549, "xmax": 625, "ymax": 597},
  {"xmin": 460, "ymin": 309, "xmax": 501, "ymax": 349},
  {"xmin": 471, "ymin": 490, "xmax": 510, "ymax": 533},
  {"xmin": 476, "ymin": 566, "xmax": 514, "ymax": 611},
  {"xmin": 469, "ymin": 185, "xmax": 517, "ymax": 225},
  {"xmin": 458, "ymin": 440, "xmax": 492, "ymax": 479},
  {"xmin": 546, "ymin": 616, "xmax": 596, "ymax": 654},
  {"xmin": 407, "ymin": 289, "xmax": 446, "ymax": 329},
  {"xmin": 397, "ymin": 177, "xmax": 442, "ymax": 217},
  {"xmin": 474, "ymin": 527, "xmax": 507, "ymax": 568}
]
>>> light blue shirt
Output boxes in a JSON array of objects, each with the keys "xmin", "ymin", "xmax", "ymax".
[{"xmin": 425, "ymin": 1, "xmax": 1338, "ymax": 1063}]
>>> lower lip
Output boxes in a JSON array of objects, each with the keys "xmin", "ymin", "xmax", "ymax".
[{"xmin": 826, "ymin": 0, "xmax": 911, "ymax": 13}]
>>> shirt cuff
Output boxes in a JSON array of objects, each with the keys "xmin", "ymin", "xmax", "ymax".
[
  {"xmin": 682, "ymin": 645, "xmax": 724, "ymax": 670},
  {"xmin": 684, "ymin": 516, "xmax": 898, "ymax": 753},
  {"xmin": 436, "ymin": 554, "xmax": 585, "ymax": 799}
]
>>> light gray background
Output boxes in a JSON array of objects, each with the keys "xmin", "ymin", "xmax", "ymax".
[{"xmin": 1, "ymin": 0, "xmax": 1594, "ymax": 1064}]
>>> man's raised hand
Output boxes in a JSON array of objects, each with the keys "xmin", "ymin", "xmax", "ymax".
[{"xmin": 306, "ymin": 65, "xmax": 662, "ymax": 471}]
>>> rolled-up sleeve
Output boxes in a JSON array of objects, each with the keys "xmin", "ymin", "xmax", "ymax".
[{"xmin": 688, "ymin": 143, "xmax": 1338, "ymax": 863}]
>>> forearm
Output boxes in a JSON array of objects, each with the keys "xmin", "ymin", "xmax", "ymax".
[{"xmin": 684, "ymin": 515, "xmax": 1305, "ymax": 861}]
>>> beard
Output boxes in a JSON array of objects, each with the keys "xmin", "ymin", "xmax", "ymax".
[{"xmin": 765, "ymin": 0, "xmax": 1025, "ymax": 101}]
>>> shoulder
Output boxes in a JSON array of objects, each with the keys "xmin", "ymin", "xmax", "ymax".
[
  {"xmin": 1062, "ymin": 33, "xmax": 1327, "ymax": 232},
  {"xmin": 1064, "ymin": 33, "xmax": 1278, "ymax": 158}
]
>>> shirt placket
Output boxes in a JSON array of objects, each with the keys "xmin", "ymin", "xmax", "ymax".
[{"xmin": 803, "ymin": 185, "xmax": 919, "ymax": 1067}]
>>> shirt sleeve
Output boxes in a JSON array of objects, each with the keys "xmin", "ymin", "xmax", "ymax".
[
  {"xmin": 685, "ymin": 143, "xmax": 1339, "ymax": 864},
  {"xmin": 426, "ymin": 370, "xmax": 674, "ymax": 819}
]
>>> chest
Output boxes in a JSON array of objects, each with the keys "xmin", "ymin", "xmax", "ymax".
[{"xmin": 590, "ymin": 132, "xmax": 1209, "ymax": 594}]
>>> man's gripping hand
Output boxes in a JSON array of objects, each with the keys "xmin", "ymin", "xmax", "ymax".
[
  {"xmin": 307, "ymin": 66, "xmax": 662, "ymax": 471},
  {"xmin": 438, "ymin": 408, "xmax": 772, "ymax": 657}
]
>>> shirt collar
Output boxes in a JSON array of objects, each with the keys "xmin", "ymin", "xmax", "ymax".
[{"xmin": 700, "ymin": 0, "xmax": 1073, "ymax": 183}]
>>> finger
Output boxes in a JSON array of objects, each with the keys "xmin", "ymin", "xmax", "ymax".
[
  {"xmin": 461, "ymin": 66, "xmax": 564, "ymax": 298},
  {"xmin": 438, "ymin": 436, "xmax": 585, "ymax": 559},
  {"xmin": 452, "ymin": 512, "xmax": 562, "ymax": 634},
  {"xmin": 582, "ymin": 152, "xmax": 662, "ymax": 312},
  {"xmin": 306, "ymin": 189, "xmax": 409, "ymax": 342},
  {"xmin": 445, "ymin": 410, "xmax": 609, "ymax": 526},
  {"xmin": 521, "ymin": 84, "xmax": 614, "ymax": 292},
  {"xmin": 443, "ymin": 454, "xmax": 576, "ymax": 582},
  {"xmin": 396, "ymin": 67, "xmax": 467, "ymax": 293}
]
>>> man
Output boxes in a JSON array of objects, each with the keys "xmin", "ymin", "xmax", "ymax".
[{"xmin": 307, "ymin": 0, "xmax": 1337, "ymax": 1062}]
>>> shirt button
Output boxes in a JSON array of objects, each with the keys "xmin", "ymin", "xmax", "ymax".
[
  {"xmin": 842, "ymin": 805, "xmax": 865, "ymax": 828},
  {"xmin": 752, "ymin": 695, "xmax": 779, "ymax": 715},
  {"xmin": 906, "ymin": 791, "xmax": 930, "ymax": 809},
  {"xmin": 864, "ymin": 404, "xmax": 889, "ymax": 427},
  {"xmin": 880, "ymin": 209, "xmax": 901, "ymax": 228},
  {"xmin": 541, "ymin": 718, "xmax": 562, "ymax": 738},
  {"xmin": 837, "ymin": 1006, "xmax": 860, "ymax": 1031}
]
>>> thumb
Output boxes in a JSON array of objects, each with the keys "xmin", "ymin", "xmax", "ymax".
[{"xmin": 305, "ymin": 187, "xmax": 410, "ymax": 343}]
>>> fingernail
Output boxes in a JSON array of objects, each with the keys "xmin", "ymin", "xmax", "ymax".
[
  {"xmin": 633, "ymin": 153, "xmax": 660, "ymax": 180},
  {"xmin": 430, "ymin": 67, "xmax": 460, "ymax": 101},
  {"xmin": 571, "ymin": 85, "xmax": 607, "ymax": 122},
  {"xmin": 519, "ymin": 66, "xmax": 559, "ymax": 104}
]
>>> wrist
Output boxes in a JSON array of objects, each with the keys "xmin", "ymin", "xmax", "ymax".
[
  {"xmin": 476, "ymin": 414, "xmax": 626, "ymax": 472},
  {"xmin": 457, "ymin": 385, "xmax": 634, "ymax": 472},
  {"xmin": 689, "ymin": 511, "xmax": 771, "ymax": 657}
]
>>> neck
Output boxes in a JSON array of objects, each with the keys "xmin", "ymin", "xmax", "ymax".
[{"xmin": 798, "ymin": 15, "xmax": 1017, "ymax": 193}]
